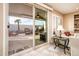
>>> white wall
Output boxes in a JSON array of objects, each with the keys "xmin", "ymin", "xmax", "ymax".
[
  {"xmin": 0, "ymin": 3, "xmax": 3, "ymax": 56},
  {"xmin": 53, "ymin": 10, "xmax": 63, "ymax": 24},
  {"xmin": 63, "ymin": 11, "xmax": 79, "ymax": 31},
  {"xmin": 48, "ymin": 11, "xmax": 53, "ymax": 43}
]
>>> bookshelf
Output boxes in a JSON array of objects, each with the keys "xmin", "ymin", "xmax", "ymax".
[{"xmin": 74, "ymin": 14, "xmax": 79, "ymax": 33}]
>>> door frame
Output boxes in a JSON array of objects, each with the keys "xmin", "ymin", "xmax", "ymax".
[{"xmin": 33, "ymin": 5, "xmax": 48, "ymax": 48}]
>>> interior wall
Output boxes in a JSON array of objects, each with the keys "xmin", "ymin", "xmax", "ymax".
[
  {"xmin": 0, "ymin": 3, "xmax": 3, "ymax": 56},
  {"xmin": 53, "ymin": 10, "xmax": 63, "ymax": 22},
  {"xmin": 53, "ymin": 10, "xmax": 63, "ymax": 20},
  {"xmin": 52, "ymin": 10, "xmax": 64, "ymax": 33},
  {"xmin": 63, "ymin": 11, "xmax": 79, "ymax": 32},
  {"xmin": 48, "ymin": 11, "xmax": 53, "ymax": 43}
]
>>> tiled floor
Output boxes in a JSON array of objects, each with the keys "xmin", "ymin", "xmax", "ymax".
[{"xmin": 22, "ymin": 44, "xmax": 70, "ymax": 56}]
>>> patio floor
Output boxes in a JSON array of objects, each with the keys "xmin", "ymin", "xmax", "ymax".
[{"xmin": 8, "ymin": 34, "xmax": 33, "ymax": 55}]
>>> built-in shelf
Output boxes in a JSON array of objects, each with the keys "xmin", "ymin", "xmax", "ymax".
[{"xmin": 74, "ymin": 14, "xmax": 79, "ymax": 33}]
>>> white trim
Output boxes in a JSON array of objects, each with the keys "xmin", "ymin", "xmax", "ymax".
[
  {"xmin": 3, "ymin": 3, "xmax": 9, "ymax": 56},
  {"xmin": 34, "ymin": 43, "xmax": 48, "ymax": 49},
  {"xmin": 33, "ymin": 4, "xmax": 35, "ymax": 49},
  {"xmin": 47, "ymin": 11, "xmax": 49, "ymax": 44},
  {"xmin": 36, "ymin": 3, "xmax": 53, "ymax": 12},
  {"xmin": 3, "ymin": 3, "xmax": 5, "ymax": 56},
  {"xmin": 47, "ymin": 10, "xmax": 53, "ymax": 44}
]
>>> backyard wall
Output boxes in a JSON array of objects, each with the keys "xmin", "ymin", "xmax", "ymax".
[{"xmin": 9, "ymin": 24, "xmax": 33, "ymax": 31}]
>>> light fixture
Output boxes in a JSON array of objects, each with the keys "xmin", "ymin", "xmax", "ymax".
[
  {"xmin": 35, "ymin": 12, "xmax": 46, "ymax": 20},
  {"xmin": 57, "ymin": 25, "xmax": 64, "ymax": 37},
  {"xmin": 36, "ymin": 12, "xmax": 40, "ymax": 19},
  {"xmin": 76, "ymin": 8, "xmax": 79, "ymax": 10}
]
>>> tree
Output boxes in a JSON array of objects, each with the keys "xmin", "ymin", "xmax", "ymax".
[{"xmin": 15, "ymin": 19, "xmax": 21, "ymax": 32}]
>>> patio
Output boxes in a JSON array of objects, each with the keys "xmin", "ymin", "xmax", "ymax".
[{"xmin": 8, "ymin": 34, "xmax": 33, "ymax": 55}]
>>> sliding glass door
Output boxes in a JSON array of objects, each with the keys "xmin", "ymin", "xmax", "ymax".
[
  {"xmin": 35, "ymin": 8, "xmax": 47, "ymax": 46},
  {"xmin": 8, "ymin": 3, "xmax": 48, "ymax": 55},
  {"xmin": 8, "ymin": 3, "xmax": 33, "ymax": 55}
]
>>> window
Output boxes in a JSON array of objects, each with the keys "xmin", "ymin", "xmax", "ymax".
[
  {"xmin": 53, "ymin": 15, "xmax": 61, "ymax": 30},
  {"xmin": 8, "ymin": 16, "xmax": 33, "ymax": 55},
  {"xmin": 9, "ymin": 16, "xmax": 33, "ymax": 25}
]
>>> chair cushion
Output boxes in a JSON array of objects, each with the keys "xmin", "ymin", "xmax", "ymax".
[{"xmin": 64, "ymin": 32, "xmax": 71, "ymax": 36}]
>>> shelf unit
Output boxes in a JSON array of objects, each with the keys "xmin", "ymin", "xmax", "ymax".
[{"xmin": 74, "ymin": 14, "xmax": 79, "ymax": 33}]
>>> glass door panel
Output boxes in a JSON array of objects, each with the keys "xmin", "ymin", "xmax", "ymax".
[
  {"xmin": 8, "ymin": 3, "xmax": 33, "ymax": 55},
  {"xmin": 35, "ymin": 8, "xmax": 47, "ymax": 46}
]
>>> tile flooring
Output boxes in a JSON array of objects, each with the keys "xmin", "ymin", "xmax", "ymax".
[{"xmin": 22, "ymin": 44, "xmax": 70, "ymax": 56}]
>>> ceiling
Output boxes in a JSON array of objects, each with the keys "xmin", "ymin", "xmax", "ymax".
[{"xmin": 46, "ymin": 3, "xmax": 79, "ymax": 14}]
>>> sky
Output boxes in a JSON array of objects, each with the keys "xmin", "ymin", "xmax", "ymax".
[{"xmin": 9, "ymin": 16, "xmax": 45, "ymax": 26}]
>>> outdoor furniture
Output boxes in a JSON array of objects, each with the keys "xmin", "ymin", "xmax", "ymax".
[
  {"xmin": 40, "ymin": 32, "xmax": 47, "ymax": 42},
  {"xmin": 9, "ymin": 31, "xmax": 18, "ymax": 37},
  {"xmin": 24, "ymin": 28, "xmax": 32, "ymax": 35}
]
